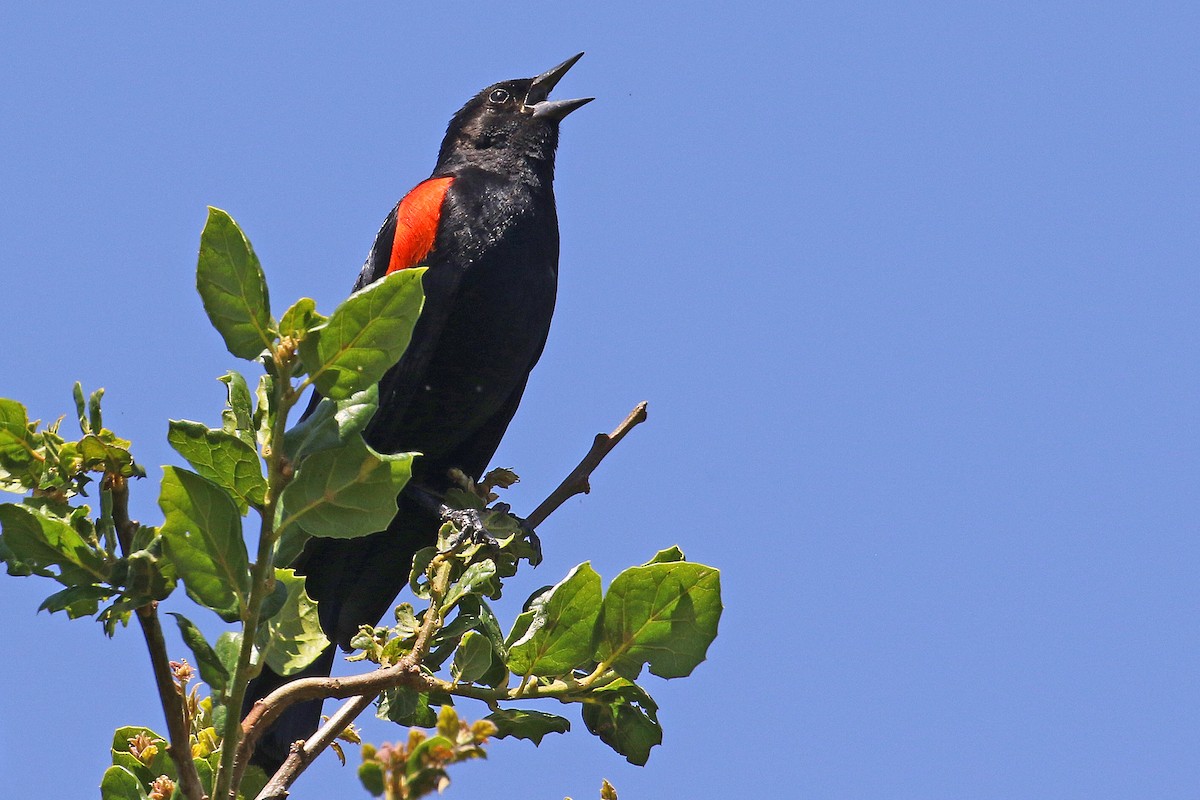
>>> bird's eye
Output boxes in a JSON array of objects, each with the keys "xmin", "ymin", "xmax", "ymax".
[{"xmin": 488, "ymin": 88, "xmax": 510, "ymax": 104}]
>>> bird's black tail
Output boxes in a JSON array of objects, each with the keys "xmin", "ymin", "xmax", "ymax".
[{"xmin": 242, "ymin": 644, "xmax": 337, "ymax": 776}]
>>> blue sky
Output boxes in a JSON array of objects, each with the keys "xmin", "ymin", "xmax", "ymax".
[{"xmin": 1, "ymin": 3, "xmax": 1197, "ymax": 798}]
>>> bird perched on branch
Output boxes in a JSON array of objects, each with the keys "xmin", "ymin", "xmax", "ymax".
[{"xmin": 246, "ymin": 54, "xmax": 592, "ymax": 772}]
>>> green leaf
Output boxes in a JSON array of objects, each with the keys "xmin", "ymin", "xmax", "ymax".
[
  {"xmin": 0, "ymin": 398, "xmax": 42, "ymax": 492},
  {"xmin": 88, "ymin": 386, "xmax": 105, "ymax": 436},
  {"xmin": 277, "ymin": 437, "xmax": 412, "ymax": 540},
  {"xmin": 299, "ymin": 268, "xmax": 424, "ymax": 400},
  {"xmin": 0, "ymin": 503, "xmax": 108, "ymax": 585},
  {"xmin": 485, "ymin": 709, "xmax": 571, "ymax": 745},
  {"xmin": 283, "ymin": 385, "xmax": 378, "ymax": 462},
  {"xmin": 110, "ymin": 725, "xmax": 174, "ymax": 781},
  {"xmin": 279, "ymin": 297, "xmax": 327, "ymax": 340},
  {"xmin": 77, "ymin": 433, "xmax": 135, "ymax": 476},
  {"xmin": 116, "ymin": 548, "xmax": 176, "ymax": 606},
  {"xmin": 196, "ymin": 207, "xmax": 276, "ymax": 360},
  {"xmin": 507, "ymin": 562, "xmax": 601, "ymax": 678},
  {"xmin": 255, "ymin": 568, "xmax": 330, "ymax": 676},
  {"xmin": 408, "ymin": 547, "xmax": 438, "ymax": 599},
  {"xmin": 158, "ymin": 467, "xmax": 250, "ymax": 622},
  {"xmin": 167, "ymin": 419, "xmax": 266, "ymax": 512},
  {"xmin": 99, "ymin": 765, "xmax": 144, "ymax": 800},
  {"xmin": 440, "ymin": 559, "xmax": 498, "ymax": 614},
  {"xmin": 643, "ymin": 545, "xmax": 686, "ymax": 565},
  {"xmin": 218, "ymin": 371, "xmax": 255, "ymax": 446},
  {"xmin": 169, "ymin": 612, "xmax": 230, "ymax": 695},
  {"xmin": 215, "ymin": 631, "xmax": 242, "ymax": 677},
  {"xmin": 451, "ymin": 630, "xmax": 493, "ymax": 684},
  {"xmin": 580, "ymin": 679, "xmax": 662, "ymax": 766},
  {"xmin": 72, "ymin": 382, "xmax": 88, "ymax": 434},
  {"xmin": 595, "ymin": 561, "xmax": 721, "ymax": 680},
  {"xmin": 378, "ymin": 685, "xmax": 437, "ymax": 727},
  {"xmin": 39, "ymin": 584, "xmax": 113, "ymax": 617}
]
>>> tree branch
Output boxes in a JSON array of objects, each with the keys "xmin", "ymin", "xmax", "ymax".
[
  {"xmin": 525, "ymin": 401, "xmax": 648, "ymax": 528},
  {"xmin": 110, "ymin": 474, "xmax": 209, "ymax": 800}
]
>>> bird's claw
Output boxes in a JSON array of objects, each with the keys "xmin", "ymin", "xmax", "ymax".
[{"xmin": 442, "ymin": 507, "xmax": 501, "ymax": 552}]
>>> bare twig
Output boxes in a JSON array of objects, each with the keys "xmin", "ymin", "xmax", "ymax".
[
  {"xmin": 254, "ymin": 694, "xmax": 375, "ymax": 800},
  {"xmin": 110, "ymin": 474, "xmax": 209, "ymax": 800},
  {"xmin": 526, "ymin": 401, "xmax": 648, "ymax": 528}
]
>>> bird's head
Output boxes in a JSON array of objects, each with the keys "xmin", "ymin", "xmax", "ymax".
[{"xmin": 436, "ymin": 53, "xmax": 593, "ymax": 174}]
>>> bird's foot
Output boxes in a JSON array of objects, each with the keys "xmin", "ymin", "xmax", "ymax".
[{"xmin": 442, "ymin": 507, "xmax": 501, "ymax": 553}]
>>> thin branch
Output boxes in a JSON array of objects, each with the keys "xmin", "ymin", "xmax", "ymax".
[
  {"xmin": 525, "ymin": 401, "xmax": 648, "ymax": 528},
  {"xmin": 110, "ymin": 474, "xmax": 209, "ymax": 800},
  {"xmin": 254, "ymin": 694, "xmax": 375, "ymax": 800}
]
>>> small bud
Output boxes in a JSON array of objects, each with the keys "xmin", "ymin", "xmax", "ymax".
[
  {"xmin": 170, "ymin": 659, "xmax": 194, "ymax": 684},
  {"xmin": 128, "ymin": 732, "xmax": 162, "ymax": 765},
  {"xmin": 600, "ymin": 778, "xmax": 618, "ymax": 800},
  {"xmin": 148, "ymin": 776, "xmax": 176, "ymax": 800},
  {"xmin": 470, "ymin": 719, "xmax": 498, "ymax": 743},
  {"xmin": 436, "ymin": 705, "xmax": 459, "ymax": 739}
]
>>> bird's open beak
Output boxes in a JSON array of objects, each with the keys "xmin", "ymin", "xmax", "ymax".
[{"xmin": 526, "ymin": 52, "xmax": 594, "ymax": 120}]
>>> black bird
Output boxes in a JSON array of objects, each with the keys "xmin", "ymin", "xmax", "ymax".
[{"xmin": 246, "ymin": 54, "xmax": 591, "ymax": 772}]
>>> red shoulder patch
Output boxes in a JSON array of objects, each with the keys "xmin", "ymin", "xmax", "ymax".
[{"xmin": 387, "ymin": 176, "xmax": 455, "ymax": 274}]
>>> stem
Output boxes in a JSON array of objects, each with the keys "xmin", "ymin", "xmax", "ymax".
[
  {"xmin": 214, "ymin": 365, "xmax": 297, "ymax": 800},
  {"xmin": 525, "ymin": 402, "xmax": 647, "ymax": 528},
  {"xmin": 110, "ymin": 474, "xmax": 209, "ymax": 800}
]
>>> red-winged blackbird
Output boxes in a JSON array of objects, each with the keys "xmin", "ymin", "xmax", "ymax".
[{"xmin": 247, "ymin": 54, "xmax": 591, "ymax": 771}]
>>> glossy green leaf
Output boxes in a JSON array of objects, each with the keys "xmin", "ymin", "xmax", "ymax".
[
  {"xmin": 440, "ymin": 559, "xmax": 498, "ymax": 614},
  {"xmin": 299, "ymin": 268, "xmax": 424, "ymax": 399},
  {"xmin": 377, "ymin": 686, "xmax": 436, "ymax": 727},
  {"xmin": 451, "ymin": 630, "xmax": 493, "ymax": 684},
  {"xmin": 169, "ymin": 612, "xmax": 230, "ymax": 695},
  {"xmin": 595, "ymin": 561, "xmax": 721, "ymax": 680},
  {"xmin": 215, "ymin": 630, "xmax": 242, "ymax": 677},
  {"xmin": 39, "ymin": 584, "xmax": 113, "ymax": 617},
  {"xmin": 278, "ymin": 297, "xmax": 327, "ymax": 340},
  {"xmin": 158, "ymin": 467, "xmax": 250, "ymax": 622},
  {"xmin": 110, "ymin": 724, "xmax": 174, "ymax": 782},
  {"xmin": 0, "ymin": 503, "xmax": 108, "ymax": 585},
  {"xmin": 283, "ymin": 385, "xmax": 378, "ymax": 462},
  {"xmin": 114, "ymin": 546, "xmax": 176, "ymax": 606},
  {"xmin": 485, "ymin": 709, "xmax": 571, "ymax": 745},
  {"xmin": 77, "ymin": 433, "xmax": 135, "ymax": 475},
  {"xmin": 167, "ymin": 419, "xmax": 266, "ymax": 512},
  {"xmin": 0, "ymin": 398, "xmax": 42, "ymax": 492},
  {"xmin": 506, "ymin": 561, "xmax": 601, "ymax": 677},
  {"xmin": 278, "ymin": 437, "xmax": 412, "ymax": 540},
  {"xmin": 87, "ymin": 386, "xmax": 105, "ymax": 438},
  {"xmin": 255, "ymin": 568, "xmax": 330, "ymax": 676},
  {"xmin": 99, "ymin": 765, "xmax": 143, "ymax": 800},
  {"xmin": 643, "ymin": 545, "xmax": 686, "ymax": 565},
  {"xmin": 218, "ymin": 371, "xmax": 255, "ymax": 446},
  {"xmin": 196, "ymin": 207, "xmax": 276, "ymax": 360},
  {"xmin": 580, "ymin": 679, "xmax": 662, "ymax": 765}
]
